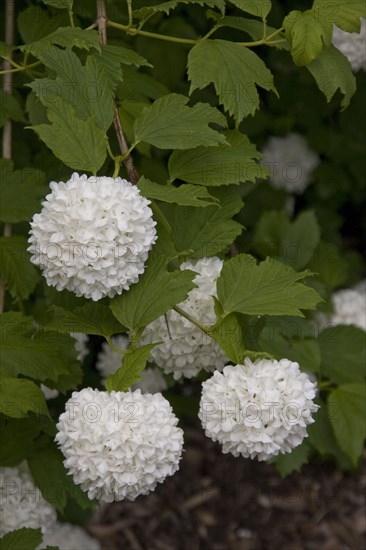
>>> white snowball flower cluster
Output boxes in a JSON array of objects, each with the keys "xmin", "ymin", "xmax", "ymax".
[
  {"xmin": 55, "ymin": 388, "xmax": 183, "ymax": 502},
  {"xmin": 37, "ymin": 522, "xmax": 100, "ymax": 550},
  {"xmin": 28, "ymin": 173, "xmax": 157, "ymax": 301},
  {"xmin": 96, "ymin": 335, "xmax": 167, "ymax": 393},
  {"xmin": 0, "ymin": 465, "xmax": 56, "ymax": 536},
  {"xmin": 140, "ymin": 257, "xmax": 228, "ymax": 380},
  {"xmin": 261, "ymin": 133, "xmax": 320, "ymax": 194},
  {"xmin": 325, "ymin": 285, "xmax": 366, "ymax": 331},
  {"xmin": 199, "ymin": 358, "xmax": 318, "ymax": 461},
  {"xmin": 332, "ymin": 18, "xmax": 366, "ymax": 72},
  {"xmin": 41, "ymin": 332, "xmax": 89, "ymax": 400}
]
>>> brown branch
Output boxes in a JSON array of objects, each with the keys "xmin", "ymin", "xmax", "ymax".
[
  {"xmin": 0, "ymin": 0, "xmax": 14, "ymax": 313},
  {"xmin": 96, "ymin": 0, "xmax": 139, "ymax": 184}
]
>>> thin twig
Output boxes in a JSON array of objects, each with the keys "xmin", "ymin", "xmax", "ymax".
[
  {"xmin": 96, "ymin": 0, "xmax": 139, "ymax": 183},
  {"xmin": 0, "ymin": 0, "xmax": 14, "ymax": 313}
]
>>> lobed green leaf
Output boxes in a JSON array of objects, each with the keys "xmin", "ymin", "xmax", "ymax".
[
  {"xmin": 138, "ymin": 176, "xmax": 218, "ymax": 207},
  {"xmin": 217, "ymin": 254, "xmax": 323, "ymax": 317},
  {"xmin": 188, "ymin": 40, "xmax": 277, "ymax": 124},
  {"xmin": 133, "ymin": 93, "xmax": 227, "ymax": 149},
  {"xmin": 169, "ymin": 130, "xmax": 268, "ymax": 185},
  {"xmin": 105, "ymin": 344, "xmax": 157, "ymax": 392}
]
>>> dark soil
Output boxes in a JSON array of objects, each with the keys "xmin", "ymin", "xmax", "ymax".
[{"xmin": 89, "ymin": 422, "xmax": 366, "ymax": 550}]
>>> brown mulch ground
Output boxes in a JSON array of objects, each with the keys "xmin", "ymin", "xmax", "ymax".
[{"xmin": 89, "ymin": 421, "xmax": 366, "ymax": 550}]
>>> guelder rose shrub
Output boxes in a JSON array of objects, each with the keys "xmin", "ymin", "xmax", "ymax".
[{"xmin": 0, "ymin": 0, "xmax": 365, "ymax": 547}]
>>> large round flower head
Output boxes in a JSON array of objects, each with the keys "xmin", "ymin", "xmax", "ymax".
[
  {"xmin": 0, "ymin": 464, "xmax": 57, "ymax": 536},
  {"xmin": 28, "ymin": 173, "xmax": 157, "ymax": 301},
  {"xmin": 41, "ymin": 332, "xmax": 89, "ymax": 400},
  {"xmin": 38, "ymin": 522, "xmax": 101, "ymax": 550},
  {"xmin": 96, "ymin": 336, "xmax": 167, "ymax": 393},
  {"xmin": 199, "ymin": 358, "xmax": 318, "ymax": 461},
  {"xmin": 327, "ymin": 286, "xmax": 366, "ymax": 331},
  {"xmin": 261, "ymin": 133, "xmax": 320, "ymax": 194},
  {"xmin": 140, "ymin": 257, "xmax": 228, "ymax": 380},
  {"xmin": 332, "ymin": 18, "xmax": 366, "ymax": 72},
  {"xmin": 55, "ymin": 388, "xmax": 183, "ymax": 502}
]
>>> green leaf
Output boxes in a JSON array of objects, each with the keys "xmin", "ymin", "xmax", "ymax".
[
  {"xmin": 31, "ymin": 47, "xmax": 114, "ymax": 130},
  {"xmin": 229, "ymin": 0, "xmax": 272, "ymax": 19},
  {"xmin": 133, "ymin": 93, "xmax": 227, "ymax": 149},
  {"xmin": 0, "ymin": 416, "xmax": 45, "ymax": 466},
  {"xmin": 29, "ymin": 97, "xmax": 107, "ymax": 174},
  {"xmin": 313, "ymin": 0, "xmax": 365, "ymax": 33},
  {"xmin": 328, "ymin": 384, "xmax": 366, "ymax": 465},
  {"xmin": 138, "ymin": 176, "xmax": 217, "ymax": 207},
  {"xmin": 0, "ymin": 313, "xmax": 82, "ymax": 392},
  {"xmin": 42, "ymin": 0, "xmax": 73, "ymax": 9},
  {"xmin": 254, "ymin": 210, "xmax": 320, "ymax": 270},
  {"xmin": 0, "ymin": 528, "xmax": 42, "ymax": 550},
  {"xmin": 254, "ymin": 210, "xmax": 290, "ymax": 258},
  {"xmin": 283, "ymin": 10, "xmax": 326, "ymax": 66},
  {"xmin": 210, "ymin": 311, "xmax": 246, "ymax": 364},
  {"xmin": 0, "ymin": 377, "xmax": 49, "ymax": 419},
  {"xmin": 0, "ymin": 159, "xmax": 46, "ymax": 223},
  {"xmin": 0, "ymin": 41, "xmax": 13, "ymax": 58},
  {"xmin": 215, "ymin": 16, "xmax": 288, "ymax": 49},
  {"xmin": 118, "ymin": 102, "xmax": 151, "ymax": 156},
  {"xmin": 319, "ymin": 326, "xmax": 366, "ymax": 384},
  {"xmin": 0, "ymin": 237, "xmax": 39, "ymax": 300},
  {"xmin": 45, "ymin": 303, "xmax": 124, "ymax": 338},
  {"xmin": 308, "ymin": 242, "xmax": 348, "ymax": 289},
  {"xmin": 17, "ymin": 6, "xmax": 70, "ymax": 44},
  {"xmin": 28, "ymin": 444, "xmax": 95, "ymax": 513},
  {"xmin": 167, "ymin": 188, "xmax": 243, "ymax": 258},
  {"xmin": 20, "ymin": 27, "xmax": 100, "ymax": 57},
  {"xmin": 281, "ymin": 211, "xmax": 320, "ymax": 270},
  {"xmin": 307, "ymin": 402, "xmax": 353, "ymax": 469},
  {"xmin": 217, "ymin": 254, "xmax": 322, "ymax": 317},
  {"xmin": 101, "ymin": 44, "xmax": 151, "ymax": 68},
  {"xmin": 110, "ymin": 254, "xmax": 196, "ymax": 330},
  {"xmin": 133, "ymin": 0, "xmax": 224, "ymax": 19},
  {"xmin": 259, "ymin": 327, "xmax": 321, "ymax": 373},
  {"xmin": 0, "ymin": 90, "xmax": 25, "ymax": 126},
  {"xmin": 168, "ymin": 130, "xmax": 268, "ymax": 185},
  {"xmin": 307, "ymin": 46, "xmax": 356, "ymax": 110},
  {"xmin": 188, "ymin": 40, "xmax": 277, "ymax": 124},
  {"xmin": 26, "ymin": 92, "xmax": 48, "ymax": 125},
  {"xmin": 119, "ymin": 67, "xmax": 170, "ymax": 102},
  {"xmin": 273, "ymin": 440, "xmax": 311, "ymax": 477},
  {"xmin": 105, "ymin": 344, "xmax": 158, "ymax": 392}
]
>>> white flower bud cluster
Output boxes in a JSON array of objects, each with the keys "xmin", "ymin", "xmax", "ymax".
[
  {"xmin": 55, "ymin": 388, "xmax": 183, "ymax": 502},
  {"xmin": 29, "ymin": 173, "xmax": 157, "ymax": 301},
  {"xmin": 0, "ymin": 465, "xmax": 56, "ymax": 536},
  {"xmin": 140, "ymin": 257, "xmax": 228, "ymax": 379},
  {"xmin": 261, "ymin": 133, "xmax": 319, "ymax": 194},
  {"xmin": 332, "ymin": 18, "xmax": 366, "ymax": 72},
  {"xmin": 199, "ymin": 358, "xmax": 318, "ymax": 461}
]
